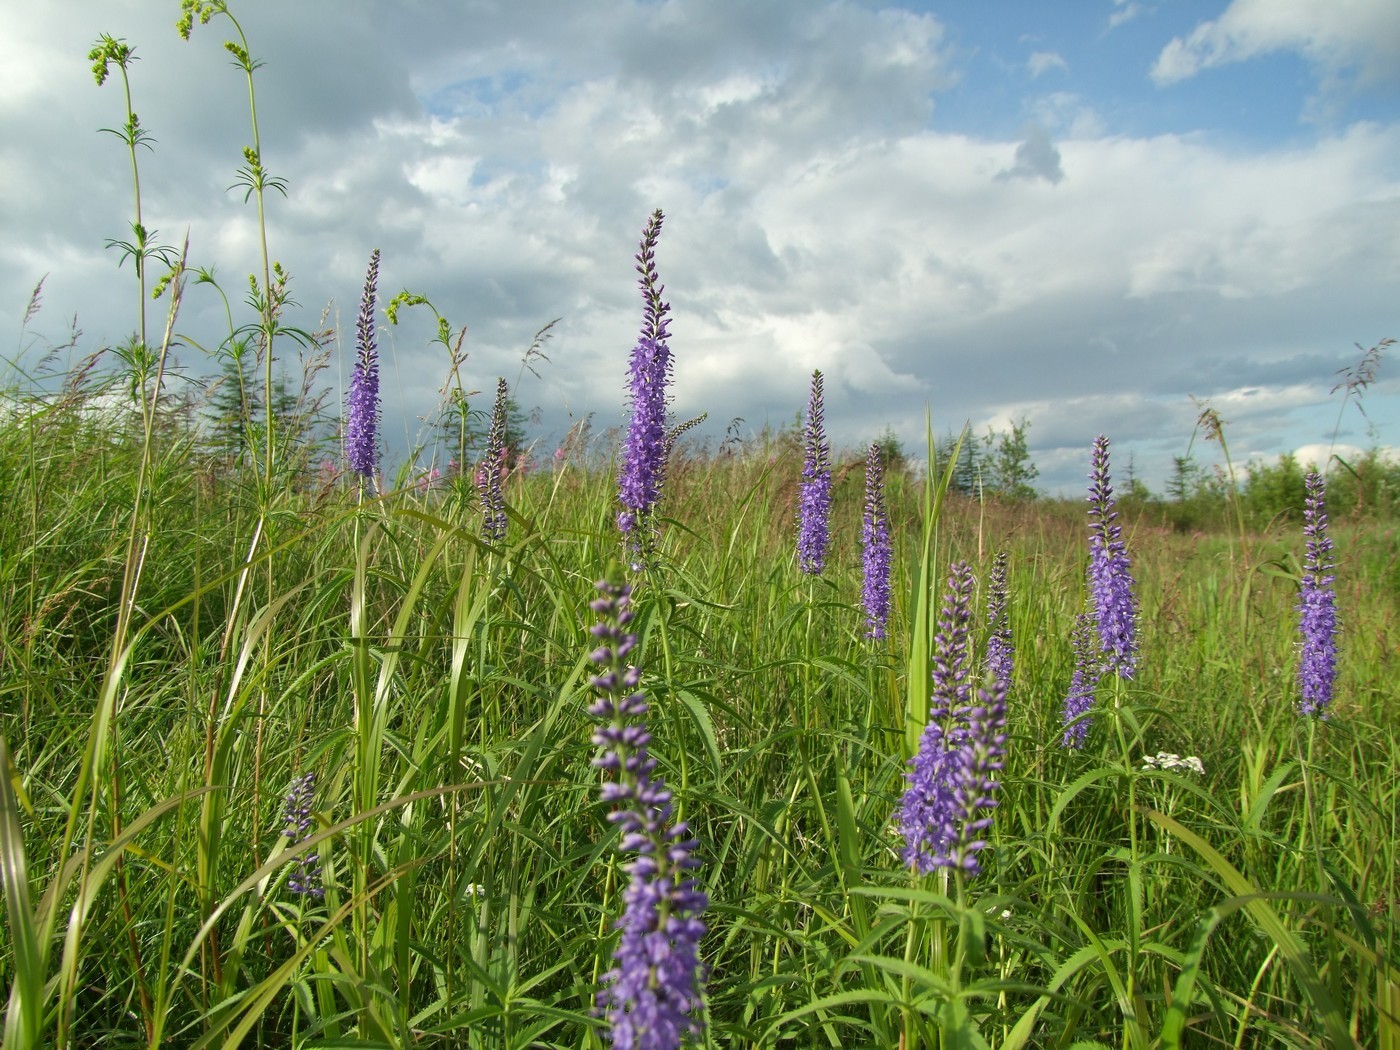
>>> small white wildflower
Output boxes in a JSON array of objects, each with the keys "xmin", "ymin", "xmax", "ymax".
[{"xmin": 1142, "ymin": 751, "xmax": 1204, "ymax": 775}]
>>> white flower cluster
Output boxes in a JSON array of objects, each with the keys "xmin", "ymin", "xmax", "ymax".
[{"xmin": 1142, "ymin": 752, "xmax": 1204, "ymax": 775}]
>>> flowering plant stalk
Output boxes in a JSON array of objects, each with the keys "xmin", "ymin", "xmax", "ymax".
[
  {"xmin": 984, "ymin": 551, "xmax": 1013, "ymax": 692},
  {"xmin": 898, "ymin": 562, "xmax": 1007, "ymax": 877},
  {"xmin": 861, "ymin": 443, "xmax": 892, "ymax": 639},
  {"xmin": 617, "ymin": 210, "xmax": 673, "ymax": 565},
  {"xmin": 344, "ymin": 249, "xmax": 381, "ymax": 487},
  {"xmin": 797, "ymin": 370, "xmax": 832, "ymax": 575},
  {"xmin": 478, "ymin": 377, "xmax": 509, "ymax": 542},
  {"xmin": 1060, "ymin": 610, "xmax": 1100, "ymax": 747},
  {"xmin": 1297, "ymin": 471, "xmax": 1337, "ymax": 717},
  {"xmin": 895, "ymin": 561, "xmax": 1007, "ymax": 1050},
  {"xmin": 280, "ymin": 772, "xmax": 323, "ymax": 899},
  {"xmin": 1087, "ymin": 435, "xmax": 1137, "ymax": 679},
  {"xmin": 588, "ymin": 579, "xmax": 707, "ymax": 1049}
]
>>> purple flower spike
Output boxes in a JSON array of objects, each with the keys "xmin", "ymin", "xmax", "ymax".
[
  {"xmin": 282, "ymin": 772, "xmax": 323, "ymax": 898},
  {"xmin": 479, "ymin": 378, "xmax": 509, "ymax": 542},
  {"xmin": 617, "ymin": 210, "xmax": 673, "ymax": 554},
  {"xmin": 589, "ymin": 580, "xmax": 708, "ymax": 1049},
  {"xmin": 899, "ymin": 562, "xmax": 1006, "ymax": 878},
  {"xmin": 1060, "ymin": 611, "xmax": 1100, "ymax": 748},
  {"xmin": 1087, "ymin": 436, "xmax": 1138, "ymax": 678},
  {"xmin": 797, "ymin": 371, "xmax": 832, "ymax": 575},
  {"xmin": 930, "ymin": 561, "xmax": 976, "ymax": 712},
  {"xmin": 345, "ymin": 249, "xmax": 381, "ymax": 483},
  {"xmin": 1297, "ymin": 472, "xmax": 1337, "ymax": 717},
  {"xmin": 984, "ymin": 552, "xmax": 1013, "ymax": 692},
  {"xmin": 861, "ymin": 443, "xmax": 892, "ymax": 639}
]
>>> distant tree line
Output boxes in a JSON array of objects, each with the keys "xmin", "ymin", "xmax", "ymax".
[
  {"xmin": 1159, "ymin": 448, "xmax": 1400, "ymax": 529},
  {"xmin": 931, "ymin": 416, "xmax": 1040, "ymax": 501}
]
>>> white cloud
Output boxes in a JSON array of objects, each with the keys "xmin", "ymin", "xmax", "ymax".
[
  {"xmin": 1108, "ymin": 2, "xmax": 1147, "ymax": 31},
  {"xmin": 1, "ymin": 0, "xmax": 1397, "ymax": 492},
  {"xmin": 1030, "ymin": 92, "xmax": 1106, "ymax": 138},
  {"xmin": 1151, "ymin": 0, "xmax": 1400, "ymax": 89},
  {"xmin": 1027, "ymin": 51, "xmax": 1069, "ymax": 78},
  {"xmin": 1292, "ymin": 442, "xmax": 1399, "ymax": 469}
]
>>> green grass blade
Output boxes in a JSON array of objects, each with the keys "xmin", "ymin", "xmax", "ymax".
[
  {"xmin": 1145, "ymin": 807, "xmax": 1356, "ymax": 1048},
  {"xmin": 0, "ymin": 735, "xmax": 43, "ymax": 1050}
]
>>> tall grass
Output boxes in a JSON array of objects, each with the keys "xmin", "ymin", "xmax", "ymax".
[
  {"xmin": 2, "ymin": 8, "xmax": 1397, "ymax": 1047},
  {"xmin": 2, "ymin": 384, "xmax": 1397, "ymax": 1047}
]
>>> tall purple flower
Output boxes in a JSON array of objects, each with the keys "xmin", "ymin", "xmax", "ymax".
[
  {"xmin": 797, "ymin": 370, "xmax": 832, "ymax": 575},
  {"xmin": 1297, "ymin": 472, "xmax": 1337, "ymax": 717},
  {"xmin": 984, "ymin": 552, "xmax": 1013, "ymax": 692},
  {"xmin": 1087, "ymin": 436, "xmax": 1138, "ymax": 678},
  {"xmin": 1060, "ymin": 611, "xmax": 1100, "ymax": 748},
  {"xmin": 345, "ymin": 249, "xmax": 381, "ymax": 483},
  {"xmin": 861, "ymin": 442, "xmax": 892, "ymax": 639},
  {"xmin": 281, "ymin": 772, "xmax": 323, "ymax": 898},
  {"xmin": 899, "ymin": 563, "xmax": 1007, "ymax": 877},
  {"xmin": 478, "ymin": 377, "xmax": 509, "ymax": 542},
  {"xmin": 588, "ymin": 580, "xmax": 707, "ymax": 1049},
  {"xmin": 617, "ymin": 210, "xmax": 672, "ymax": 544}
]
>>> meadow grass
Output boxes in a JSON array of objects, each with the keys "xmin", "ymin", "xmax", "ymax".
[
  {"xmin": 3, "ymin": 6, "xmax": 1398, "ymax": 1045},
  {"xmin": 0, "ymin": 391, "xmax": 1396, "ymax": 1048}
]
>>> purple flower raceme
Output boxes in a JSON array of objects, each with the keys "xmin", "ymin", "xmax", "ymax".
[
  {"xmin": 861, "ymin": 442, "xmax": 892, "ymax": 639},
  {"xmin": 1060, "ymin": 610, "xmax": 1100, "ymax": 748},
  {"xmin": 1297, "ymin": 472, "xmax": 1338, "ymax": 717},
  {"xmin": 899, "ymin": 563, "xmax": 1007, "ymax": 877},
  {"xmin": 797, "ymin": 370, "xmax": 832, "ymax": 575},
  {"xmin": 478, "ymin": 377, "xmax": 509, "ymax": 542},
  {"xmin": 617, "ymin": 210, "xmax": 673, "ymax": 551},
  {"xmin": 281, "ymin": 772, "xmax": 323, "ymax": 898},
  {"xmin": 1086, "ymin": 436, "xmax": 1138, "ymax": 678},
  {"xmin": 588, "ymin": 580, "xmax": 708, "ymax": 1049},
  {"xmin": 984, "ymin": 551, "xmax": 1013, "ymax": 692},
  {"xmin": 345, "ymin": 249, "xmax": 381, "ymax": 483}
]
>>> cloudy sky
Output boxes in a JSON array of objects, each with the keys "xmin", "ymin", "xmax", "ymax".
[{"xmin": 3, "ymin": 0, "xmax": 1398, "ymax": 492}]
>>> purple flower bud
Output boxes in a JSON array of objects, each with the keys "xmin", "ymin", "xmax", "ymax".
[
  {"xmin": 478, "ymin": 377, "xmax": 509, "ymax": 541},
  {"xmin": 899, "ymin": 562, "xmax": 1006, "ymax": 878},
  {"xmin": 1087, "ymin": 436, "xmax": 1137, "ymax": 678},
  {"xmin": 984, "ymin": 552, "xmax": 1013, "ymax": 691},
  {"xmin": 1060, "ymin": 611, "xmax": 1100, "ymax": 748},
  {"xmin": 344, "ymin": 249, "xmax": 381, "ymax": 483},
  {"xmin": 1297, "ymin": 472, "xmax": 1338, "ymax": 717},
  {"xmin": 281, "ymin": 772, "xmax": 323, "ymax": 898},
  {"xmin": 617, "ymin": 210, "xmax": 673, "ymax": 561},
  {"xmin": 797, "ymin": 371, "xmax": 832, "ymax": 575},
  {"xmin": 588, "ymin": 580, "xmax": 707, "ymax": 1048},
  {"xmin": 861, "ymin": 443, "xmax": 892, "ymax": 639}
]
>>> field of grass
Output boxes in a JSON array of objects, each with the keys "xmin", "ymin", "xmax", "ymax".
[
  {"xmin": 2, "ymin": 5, "xmax": 1397, "ymax": 1046},
  {"xmin": 1, "ymin": 383, "xmax": 1397, "ymax": 1047}
]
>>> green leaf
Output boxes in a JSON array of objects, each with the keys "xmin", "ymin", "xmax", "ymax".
[{"xmin": 1144, "ymin": 808, "xmax": 1355, "ymax": 1049}]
